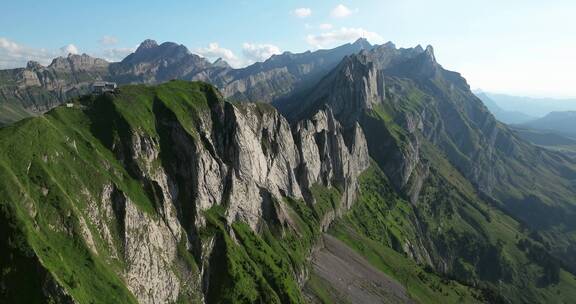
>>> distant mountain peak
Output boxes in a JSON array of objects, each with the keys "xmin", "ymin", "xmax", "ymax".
[
  {"xmin": 425, "ymin": 45, "xmax": 436, "ymax": 61},
  {"xmin": 352, "ymin": 37, "xmax": 372, "ymax": 49},
  {"xmin": 539, "ymin": 110, "xmax": 576, "ymax": 121},
  {"xmin": 47, "ymin": 53, "xmax": 108, "ymax": 71},
  {"xmin": 382, "ymin": 41, "xmax": 396, "ymax": 49},
  {"xmin": 213, "ymin": 58, "xmax": 231, "ymax": 69},
  {"xmin": 136, "ymin": 39, "xmax": 159, "ymax": 52},
  {"xmin": 548, "ymin": 110, "xmax": 576, "ymax": 116}
]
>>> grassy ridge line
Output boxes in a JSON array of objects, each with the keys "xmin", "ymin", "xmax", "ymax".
[
  {"xmin": 0, "ymin": 117, "xmax": 139, "ymax": 303},
  {"xmin": 0, "ymin": 101, "xmax": 33, "ymax": 126},
  {"xmin": 0, "ymin": 81, "xmax": 218, "ymax": 303}
]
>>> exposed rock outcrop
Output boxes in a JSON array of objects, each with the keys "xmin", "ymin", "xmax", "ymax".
[{"xmin": 62, "ymin": 83, "xmax": 371, "ymax": 303}]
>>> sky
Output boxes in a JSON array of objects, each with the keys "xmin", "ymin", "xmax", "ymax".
[{"xmin": 1, "ymin": 0, "xmax": 575, "ymax": 98}]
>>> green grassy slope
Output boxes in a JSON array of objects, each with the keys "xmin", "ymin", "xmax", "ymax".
[
  {"xmin": 356, "ymin": 64, "xmax": 576, "ymax": 275},
  {"xmin": 328, "ymin": 159, "xmax": 576, "ymax": 303},
  {"xmin": 351, "ymin": 73, "xmax": 576, "ymax": 301},
  {"xmin": 0, "ymin": 102, "xmax": 142, "ymax": 303},
  {"xmin": 0, "ymin": 80, "xmax": 361, "ymax": 303},
  {"xmin": 0, "ymin": 81, "xmax": 223, "ymax": 303},
  {"xmin": 0, "ymin": 100, "xmax": 34, "ymax": 126}
]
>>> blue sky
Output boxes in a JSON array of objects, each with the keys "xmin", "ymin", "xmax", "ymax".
[{"xmin": 1, "ymin": 0, "xmax": 575, "ymax": 97}]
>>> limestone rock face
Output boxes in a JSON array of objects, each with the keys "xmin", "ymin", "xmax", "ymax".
[
  {"xmin": 286, "ymin": 54, "xmax": 385, "ymax": 127},
  {"xmin": 48, "ymin": 54, "xmax": 110, "ymax": 72},
  {"xmin": 122, "ymin": 195, "xmax": 181, "ymax": 304},
  {"xmin": 295, "ymin": 108, "xmax": 369, "ymax": 212},
  {"xmin": 224, "ymin": 103, "xmax": 304, "ymax": 228},
  {"xmin": 72, "ymin": 92, "xmax": 370, "ymax": 303},
  {"xmin": 288, "ymin": 47, "xmax": 429, "ymax": 203},
  {"xmin": 216, "ymin": 38, "xmax": 375, "ymax": 104}
]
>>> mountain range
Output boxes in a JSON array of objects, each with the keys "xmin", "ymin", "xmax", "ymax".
[
  {"xmin": 479, "ymin": 92, "xmax": 576, "ymax": 118},
  {"xmin": 519, "ymin": 111, "xmax": 576, "ymax": 137},
  {"xmin": 508, "ymin": 111, "xmax": 576, "ymax": 156},
  {"xmin": 1, "ymin": 39, "xmax": 576, "ymax": 303},
  {"xmin": 0, "ymin": 38, "xmax": 374, "ymax": 126},
  {"xmin": 475, "ymin": 93, "xmax": 576, "ymax": 155},
  {"xmin": 475, "ymin": 92, "xmax": 536, "ymax": 124}
]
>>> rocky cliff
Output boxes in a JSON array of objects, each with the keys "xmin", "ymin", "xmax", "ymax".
[{"xmin": 0, "ymin": 81, "xmax": 369, "ymax": 303}]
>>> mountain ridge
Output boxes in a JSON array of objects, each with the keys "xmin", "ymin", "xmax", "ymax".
[
  {"xmin": 0, "ymin": 38, "xmax": 377, "ymax": 126},
  {"xmin": 481, "ymin": 92, "xmax": 576, "ymax": 117},
  {"xmin": 518, "ymin": 111, "xmax": 576, "ymax": 137},
  {"xmin": 476, "ymin": 92, "xmax": 536, "ymax": 124},
  {"xmin": 0, "ymin": 38, "xmax": 451, "ymax": 127}
]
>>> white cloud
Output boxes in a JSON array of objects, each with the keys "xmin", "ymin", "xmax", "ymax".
[
  {"xmin": 0, "ymin": 37, "xmax": 136, "ymax": 69},
  {"xmin": 293, "ymin": 8, "xmax": 312, "ymax": 18},
  {"xmin": 99, "ymin": 35, "xmax": 118, "ymax": 46},
  {"xmin": 306, "ymin": 27, "xmax": 384, "ymax": 49},
  {"xmin": 319, "ymin": 23, "xmax": 333, "ymax": 30},
  {"xmin": 0, "ymin": 37, "xmax": 60, "ymax": 68},
  {"xmin": 330, "ymin": 4, "xmax": 356, "ymax": 18},
  {"xmin": 0, "ymin": 38, "xmax": 20, "ymax": 53},
  {"xmin": 196, "ymin": 42, "xmax": 282, "ymax": 68},
  {"xmin": 242, "ymin": 43, "xmax": 282, "ymax": 64},
  {"xmin": 100, "ymin": 47, "xmax": 134, "ymax": 62},
  {"xmin": 196, "ymin": 42, "xmax": 242, "ymax": 68},
  {"xmin": 60, "ymin": 44, "xmax": 79, "ymax": 55}
]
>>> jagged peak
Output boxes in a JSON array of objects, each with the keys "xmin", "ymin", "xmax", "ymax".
[
  {"xmin": 26, "ymin": 61, "xmax": 44, "ymax": 70},
  {"xmin": 67, "ymin": 53, "xmax": 92, "ymax": 59},
  {"xmin": 382, "ymin": 41, "xmax": 396, "ymax": 49},
  {"xmin": 425, "ymin": 45, "xmax": 436, "ymax": 62},
  {"xmin": 267, "ymin": 51, "xmax": 296, "ymax": 62},
  {"xmin": 388, "ymin": 44, "xmax": 439, "ymax": 78},
  {"xmin": 48, "ymin": 56, "xmax": 69, "ymax": 67},
  {"xmin": 213, "ymin": 58, "xmax": 231, "ymax": 68},
  {"xmin": 352, "ymin": 37, "xmax": 372, "ymax": 49},
  {"xmin": 350, "ymin": 51, "xmax": 372, "ymax": 64},
  {"xmin": 136, "ymin": 39, "xmax": 159, "ymax": 52}
]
